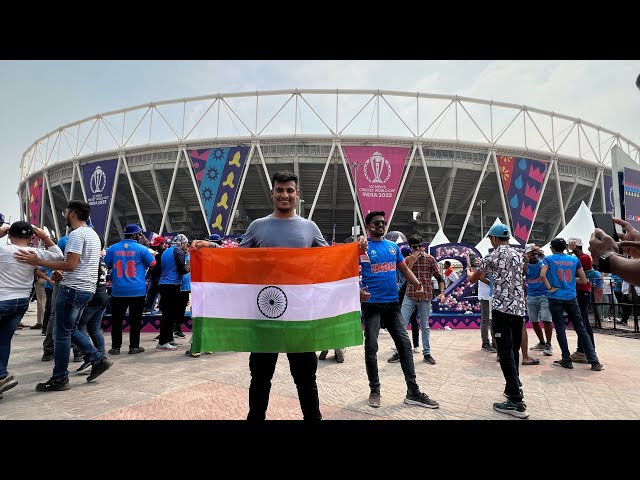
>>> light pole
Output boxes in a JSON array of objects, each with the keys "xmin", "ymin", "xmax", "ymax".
[
  {"xmin": 477, "ymin": 199, "xmax": 486, "ymax": 239},
  {"xmin": 351, "ymin": 161, "xmax": 360, "ymax": 240}
]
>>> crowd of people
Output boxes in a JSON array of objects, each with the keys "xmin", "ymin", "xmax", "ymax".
[{"xmin": 1, "ymin": 170, "xmax": 640, "ymax": 419}]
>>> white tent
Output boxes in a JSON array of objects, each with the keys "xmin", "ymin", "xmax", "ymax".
[
  {"xmin": 474, "ymin": 217, "xmax": 521, "ymax": 256},
  {"xmin": 429, "ymin": 228, "xmax": 450, "ymax": 248},
  {"xmin": 541, "ymin": 201, "xmax": 594, "ymax": 256}
]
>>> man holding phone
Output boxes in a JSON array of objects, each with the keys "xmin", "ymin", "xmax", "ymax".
[{"xmin": 590, "ymin": 217, "xmax": 640, "ymax": 286}]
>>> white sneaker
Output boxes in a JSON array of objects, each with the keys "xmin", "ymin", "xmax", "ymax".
[
  {"xmin": 413, "ymin": 347, "xmax": 421, "ymax": 353},
  {"xmin": 156, "ymin": 343, "xmax": 178, "ymax": 351},
  {"xmin": 543, "ymin": 344, "xmax": 553, "ymax": 356}
]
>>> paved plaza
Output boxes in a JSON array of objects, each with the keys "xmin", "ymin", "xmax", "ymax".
[{"xmin": 2, "ymin": 311, "xmax": 640, "ymax": 420}]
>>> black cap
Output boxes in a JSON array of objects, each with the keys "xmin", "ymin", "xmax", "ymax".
[
  {"xmin": 550, "ymin": 237, "xmax": 567, "ymax": 252},
  {"xmin": 9, "ymin": 221, "xmax": 34, "ymax": 236}
]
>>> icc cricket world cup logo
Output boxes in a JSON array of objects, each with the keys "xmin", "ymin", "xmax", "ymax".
[
  {"xmin": 90, "ymin": 166, "xmax": 107, "ymax": 194},
  {"xmin": 363, "ymin": 152, "xmax": 391, "ymax": 184}
]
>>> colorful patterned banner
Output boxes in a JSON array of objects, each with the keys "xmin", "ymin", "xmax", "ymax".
[
  {"xmin": 28, "ymin": 176, "xmax": 43, "ymax": 227},
  {"xmin": 188, "ymin": 147, "xmax": 250, "ymax": 234},
  {"xmin": 81, "ymin": 159, "xmax": 119, "ymax": 236},
  {"xmin": 603, "ymin": 174, "xmax": 615, "ymax": 214},
  {"xmin": 342, "ymin": 146, "xmax": 410, "ymax": 223},
  {"xmin": 623, "ymin": 167, "xmax": 640, "ymax": 230},
  {"xmin": 496, "ymin": 155, "xmax": 548, "ymax": 246}
]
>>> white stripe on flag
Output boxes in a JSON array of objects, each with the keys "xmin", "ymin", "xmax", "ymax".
[{"xmin": 192, "ymin": 277, "xmax": 360, "ymax": 322}]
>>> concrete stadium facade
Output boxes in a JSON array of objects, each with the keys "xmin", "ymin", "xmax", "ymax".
[{"xmin": 17, "ymin": 89, "xmax": 640, "ymax": 246}]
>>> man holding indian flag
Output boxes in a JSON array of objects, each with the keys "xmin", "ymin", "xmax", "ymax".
[{"xmin": 191, "ymin": 171, "xmax": 366, "ymax": 420}]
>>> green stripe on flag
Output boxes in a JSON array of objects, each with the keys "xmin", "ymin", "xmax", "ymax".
[{"xmin": 191, "ymin": 312, "xmax": 363, "ymax": 353}]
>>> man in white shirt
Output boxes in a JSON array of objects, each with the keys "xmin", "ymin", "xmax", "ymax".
[{"xmin": 0, "ymin": 222, "xmax": 62, "ymax": 399}]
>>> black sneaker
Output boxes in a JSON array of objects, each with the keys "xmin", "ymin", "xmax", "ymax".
[
  {"xmin": 368, "ymin": 391, "xmax": 381, "ymax": 408},
  {"xmin": 73, "ymin": 353, "xmax": 83, "ymax": 363},
  {"xmin": 36, "ymin": 377, "xmax": 70, "ymax": 392},
  {"xmin": 553, "ymin": 359, "xmax": 574, "ymax": 369},
  {"xmin": 87, "ymin": 358, "xmax": 113, "ymax": 382},
  {"xmin": 481, "ymin": 344, "xmax": 497, "ymax": 353},
  {"xmin": 0, "ymin": 374, "xmax": 18, "ymax": 394},
  {"xmin": 174, "ymin": 331, "xmax": 186, "ymax": 338},
  {"xmin": 405, "ymin": 392, "xmax": 439, "ymax": 409},
  {"xmin": 41, "ymin": 352, "xmax": 54, "ymax": 361},
  {"xmin": 108, "ymin": 348, "xmax": 120, "ymax": 355},
  {"xmin": 423, "ymin": 354, "xmax": 436, "ymax": 365},
  {"xmin": 335, "ymin": 349, "xmax": 345, "ymax": 363},
  {"xmin": 128, "ymin": 347, "xmax": 145, "ymax": 354},
  {"xmin": 387, "ymin": 353, "xmax": 400, "ymax": 363},
  {"xmin": 318, "ymin": 350, "xmax": 329, "ymax": 360},
  {"xmin": 493, "ymin": 399, "xmax": 529, "ymax": 418},
  {"xmin": 75, "ymin": 360, "xmax": 91, "ymax": 372},
  {"xmin": 591, "ymin": 362, "xmax": 604, "ymax": 371}
]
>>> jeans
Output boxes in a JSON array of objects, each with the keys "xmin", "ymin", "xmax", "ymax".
[
  {"xmin": 400, "ymin": 295, "xmax": 431, "ymax": 355},
  {"xmin": 548, "ymin": 297, "xmax": 599, "ymax": 364},
  {"xmin": 52, "ymin": 285, "xmax": 103, "ymax": 381},
  {"xmin": 110, "ymin": 296, "xmax": 145, "ymax": 349},
  {"xmin": 145, "ymin": 276, "xmax": 160, "ymax": 310},
  {"xmin": 361, "ymin": 301, "xmax": 420, "ymax": 395},
  {"xmin": 492, "ymin": 310, "xmax": 523, "ymax": 403},
  {"xmin": 247, "ymin": 352, "xmax": 321, "ymax": 420},
  {"xmin": 42, "ymin": 287, "xmax": 53, "ymax": 332},
  {"xmin": 480, "ymin": 299, "xmax": 495, "ymax": 347},
  {"xmin": 0, "ymin": 297, "xmax": 29, "ymax": 379},
  {"xmin": 43, "ymin": 283, "xmax": 81, "ymax": 358},
  {"xmin": 77, "ymin": 300, "xmax": 107, "ymax": 356},
  {"xmin": 576, "ymin": 291, "xmax": 595, "ymax": 353}
]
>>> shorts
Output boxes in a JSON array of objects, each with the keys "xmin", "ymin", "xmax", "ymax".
[{"xmin": 527, "ymin": 295, "xmax": 552, "ymax": 323}]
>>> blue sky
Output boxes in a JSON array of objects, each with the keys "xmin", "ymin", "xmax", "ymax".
[{"xmin": 1, "ymin": 60, "xmax": 638, "ymax": 235}]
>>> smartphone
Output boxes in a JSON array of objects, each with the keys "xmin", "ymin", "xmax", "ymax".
[
  {"xmin": 592, "ymin": 213, "xmax": 619, "ymax": 241},
  {"xmin": 468, "ymin": 253, "xmax": 478, "ymax": 267}
]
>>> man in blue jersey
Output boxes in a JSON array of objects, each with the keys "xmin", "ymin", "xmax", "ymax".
[
  {"xmin": 157, "ymin": 234, "xmax": 190, "ymax": 351},
  {"xmin": 359, "ymin": 211, "xmax": 439, "ymax": 410},
  {"xmin": 539, "ymin": 238, "xmax": 603, "ymax": 371},
  {"xmin": 105, "ymin": 224, "xmax": 155, "ymax": 355},
  {"xmin": 524, "ymin": 245, "xmax": 554, "ymax": 356}
]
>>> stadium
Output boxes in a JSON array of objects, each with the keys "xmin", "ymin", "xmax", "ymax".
[{"xmin": 16, "ymin": 89, "xmax": 640, "ymax": 246}]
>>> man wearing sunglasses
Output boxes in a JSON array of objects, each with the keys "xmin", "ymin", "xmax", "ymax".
[{"xmin": 359, "ymin": 211, "xmax": 439, "ymax": 410}]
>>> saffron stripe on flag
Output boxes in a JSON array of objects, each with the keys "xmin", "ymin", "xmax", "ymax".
[
  {"xmin": 191, "ymin": 277, "xmax": 360, "ymax": 322},
  {"xmin": 191, "ymin": 312, "xmax": 363, "ymax": 353},
  {"xmin": 190, "ymin": 243, "xmax": 360, "ymax": 285}
]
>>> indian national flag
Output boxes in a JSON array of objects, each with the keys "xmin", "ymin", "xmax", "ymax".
[{"xmin": 190, "ymin": 243, "xmax": 363, "ymax": 353}]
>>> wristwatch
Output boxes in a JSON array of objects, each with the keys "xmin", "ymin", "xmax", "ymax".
[{"xmin": 599, "ymin": 251, "xmax": 623, "ymax": 273}]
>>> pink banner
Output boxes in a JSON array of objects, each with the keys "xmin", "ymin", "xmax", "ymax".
[
  {"xmin": 28, "ymin": 176, "xmax": 43, "ymax": 227},
  {"xmin": 342, "ymin": 146, "xmax": 410, "ymax": 222}
]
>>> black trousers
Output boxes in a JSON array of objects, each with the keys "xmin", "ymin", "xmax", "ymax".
[
  {"xmin": 492, "ymin": 310, "xmax": 523, "ymax": 403},
  {"xmin": 158, "ymin": 284, "xmax": 181, "ymax": 344},
  {"xmin": 247, "ymin": 352, "xmax": 321, "ymax": 421},
  {"xmin": 174, "ymin": 291, "xmax": 189, "ymax": 333},
  {"xmin": 42, "ymin": 288, "xmax": 53, "ymax": 331},
  {"xmin": 576, "ymin": 290, "xmax": 595, "ymax": 353},
  {"xmin": 110, "ymin": 296, "xmax": 146, "ymax": 349}
]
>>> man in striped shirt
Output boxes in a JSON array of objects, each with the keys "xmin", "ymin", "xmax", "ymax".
[{"xmin": 16, "ymin": 200, "xmax": 113, "ymax": 391}]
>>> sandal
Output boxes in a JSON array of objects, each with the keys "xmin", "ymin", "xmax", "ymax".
[{"xmin": 522, "ymin": 358, "xmax": 540, "ymax": 366}]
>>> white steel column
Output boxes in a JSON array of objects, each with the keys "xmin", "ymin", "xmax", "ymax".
[
  {"xmin": 69, "ymin": 162, "xmax": 76, "ymax": 201},
  {"xmin": 525, "ymin": 158, "xmax": 554, "ymax": 244},
  {"xmin": 225, "ymin": 144, "xmax": 256, "ymax": 235},
  {"xmin": 75, "ymin": 162, "xmax": 88, "ymax": 202},
  {"xmin": 458, "ymin": 150, "xmax": 492, "ymax": 242},
  {"xmin": 159, "ymin": 150, "xmax": 183, "ymax": 235},
  {"xmin": 104, "ymin": 157, "xmax": 123, "ymax": 246},
  {"xmin": 553, "ymin": 159, "xmax": 566, "ymax": 228},
  {"xmin": 492, "ymin": 151, "xmax": 511, "ymax": 231},
  {"xmin": 387, "ymin": 144, "xmax": 416, "ymax": 228},
  {"xmin": 417, "ymin": 145, "xmax": 442, "ymax": 230},
  {"xmin": 337, "ymin": 143, "xmax": 366, "ymax": 231},
  {"xmin": 600, "ymin": 168, "xmax": 607, "ymax": 212},
  {"xmin": 18, "ymin": 185, "xmax": 24, "ymax": 221},
  {"xmin": 308, "ymin": 143, "xmax": 336, "ymax": 220},
  {"xmin": 43, "ymin": 171, "xmax": 60, "ymax": 238},
  {"xmin": 120, "ymin": 154, "xmax": 146, "ymax": 231},
  {"xmin": 181, "ymin": 146, "xmax": 211, "ymax": 236},
  {"xmin": 588, "ymin": 169, "xmax": 602, "ymax": 209},
  {"xmin": 255, "ymin": 143, "xmax": 272, "ymax": 190},
  {"xmin": 149, "ymin": 166, "xmax": 172, "ymax": 233}
]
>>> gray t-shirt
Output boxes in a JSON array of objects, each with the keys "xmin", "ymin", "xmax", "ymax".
[
  {"xmin": 61, "ymin": 225, "xmax": 101, "ymax": 293},
  {"xmin": 239, "ymin": 214, "xmax": 328, "ymax": 248}
]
